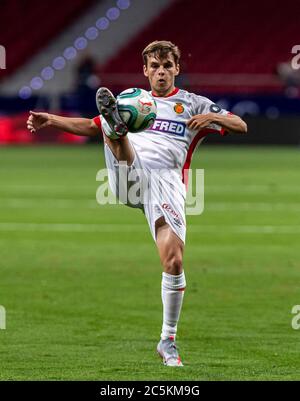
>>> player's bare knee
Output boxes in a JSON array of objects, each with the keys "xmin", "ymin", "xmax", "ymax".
[{"xmin": 163, "ymin": 254, "xmax": 183, "ymax": 275}]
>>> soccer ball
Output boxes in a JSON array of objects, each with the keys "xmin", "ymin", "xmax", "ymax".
[{"xmin": 117, "ymin": 88, "xmax": 157, "ymax": 133}]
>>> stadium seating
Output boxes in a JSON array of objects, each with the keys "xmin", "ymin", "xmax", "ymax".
[
  {"xmin": 100, "ymin": 0, "xmax": 299, "ymax": 93},
  {"xmin": 0, "ymin": 0, "xmax": 96, "ymax": 80}
]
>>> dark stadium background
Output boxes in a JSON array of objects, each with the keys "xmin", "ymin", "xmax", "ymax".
[
  {"xmin": 0, "ymin": 0, "xmax": 300, "ymax": 381},
  {"xmin": 0, "ymin": 0, "xmax": 299, "ymax": 145}
]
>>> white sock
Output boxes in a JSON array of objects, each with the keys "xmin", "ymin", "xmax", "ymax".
[
  {"xmin": 100, "ymin": 116, "xmax": 120, "ymax": 139},
  {"xmin": 161, "ymin": 271, "xmax": 186, "ymax": 341}
]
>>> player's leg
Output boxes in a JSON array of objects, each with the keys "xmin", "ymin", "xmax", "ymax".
[
  {"xmin": 155, "ymin": 217, "xmax": 184, "ymax": 275},
  {"xmin": 103, "ymin": 135, "xmax": 135, "ymax": 166},
  {"xmin": 155, "ymin": 217, "xmax": 186, "ymax": 367},
  {"xmin": 98, "ymin": 90, "xmax": 135, "ymax": 165},
  {"xmin": 96, "ymin": 87, "xmax": 135, "ymax": 165}
]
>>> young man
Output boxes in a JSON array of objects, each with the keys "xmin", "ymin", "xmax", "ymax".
[{"xmin": 27, "ymin": 40, "xmax": 247, "ymax": 367}]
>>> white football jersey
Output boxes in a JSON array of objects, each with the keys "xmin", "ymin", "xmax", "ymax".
[{"xmin": 127, "ymin": 88, "xmax": 229, "ymax": 179}]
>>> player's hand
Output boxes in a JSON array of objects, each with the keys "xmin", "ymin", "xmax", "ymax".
[
  {"xmin": 187, "ymin": 113, "xmax": 213, "ymax": 131},
  {"xmin": 27, "ymin": 111, "xmax": 51, "ymax": 133}
]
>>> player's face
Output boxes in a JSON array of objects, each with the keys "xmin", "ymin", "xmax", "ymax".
[{"xmin": 143, "ymin": 53, "xmax": 180, "ymax": 96}]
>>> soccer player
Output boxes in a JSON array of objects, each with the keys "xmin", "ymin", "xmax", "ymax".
[{"xmin": 27, "ymin": 41, "xmax": 247, "ymax": 367}]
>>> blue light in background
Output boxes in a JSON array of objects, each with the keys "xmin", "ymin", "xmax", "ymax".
[
  {"xmin": 19, "ymin": 86, "xmax": 32, "ymax": 100},
  {"xmin": 20, "ymin": 1, "xmax": 132, "ymax": 99},
  {"xmin": 106, "ymin": 7, "xmax": 120, "ymax": 21},
  {"xmin": 85, "ymin": 27, "xmax": 99, "ymax": 40},
  {"xmin": 63, "ymin": 47, "xmax": 77, "ymax": 60},
  {"xmin": 30, "ymin": 77, "xmax": 44, "ymax": 90},
  {"xmin": 52, "ymin": 57, "xmax": 66, "ymax": 70},
  {"xmin": 117, "ymin": 0, "xmax": 130, "ymax": 10},
  {"xmin": 41, "ymin": 66, "xmax": 55, "ymax": 80},
  {"xmin": 96, "ymin": 17, "xmax": 110, "ymax": 30},
  {"xmin": 74, "ymin": 37, "xmax": 88, "ymax": 50}
]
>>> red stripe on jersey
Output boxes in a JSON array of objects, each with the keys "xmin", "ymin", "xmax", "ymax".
[
  {"xmin": 182, "ymin": 112, "xmax": 233, "ymax": 187},
  {"xmin": 93, "ymin": 116, "xmax": 101, "ymax": 130},
  {"xmin": 152, "ymin": 87, "xmax": 179, "ymax": 98},
  {"xmin": 182, "ymin": 130, "xmax": 207, "ymax": 188},
  {"xmin": 203, "ymin": 126, "xmax": 228, "ymax": 136},
  {"xmin": 93, "ymin": 115, "xmax": 106, "ymax": 139}
]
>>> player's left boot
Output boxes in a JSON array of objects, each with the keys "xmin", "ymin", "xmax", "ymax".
[
  {"xmin": 157, "ymin": 336, "xmax": 183, "ymax": 367},
  {"xmin": 96, "ymin": 87, "xmax": 128, "ymax": 138}
]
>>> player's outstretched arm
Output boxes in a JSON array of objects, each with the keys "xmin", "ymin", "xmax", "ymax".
[
  {"xmin": 27, "ymin": 111, "xmax": 99, "ymax": 137},
  {"xmin": 187, "ymin": 113, "xmax": 247, "ymax": 134}
]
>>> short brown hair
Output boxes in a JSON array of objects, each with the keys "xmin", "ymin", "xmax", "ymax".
[{"xmin": 142, "ymin": 40, "xmax": 181, "ymax": 66}]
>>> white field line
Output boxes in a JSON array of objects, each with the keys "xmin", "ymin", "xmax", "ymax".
[
  {"xmin": 0, "ymin": 184, "xmax": 300, "ymax": 193},
  {"xmin": 0, "ymin": 184, "xmax": 93, "ymax": 190},
  {"xmin": 0, "ymin": 198, "xmax": 300, "ymax": 212},
  {"xmin": 0, "ymin": 198, "xmax": 98, "ymax": 209},
  {"xmin": 206, "ymin": 203, "xmax": 300, "ymax": 212},
  {"xmin": 0, "ymin": 223, "xmax": 300, "ymax": 234},
  {"xmin": 206, "ymin": 185, "xmax": 300, "ymax": 193}
]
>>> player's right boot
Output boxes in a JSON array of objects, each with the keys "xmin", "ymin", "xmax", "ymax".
[
  {"xmin": 96, "ymin": 87, "xmax": 128, "ymax": 138},
  {"xmin": 157, "ymin": 336, "xmax": 184, "ymax": 367}
]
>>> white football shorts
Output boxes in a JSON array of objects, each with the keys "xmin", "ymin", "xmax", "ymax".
[{"xmin": 104, "ymin": 142, "xmax": 186, "ymax": 244}]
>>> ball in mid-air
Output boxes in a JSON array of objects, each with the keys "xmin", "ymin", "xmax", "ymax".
[{"xmin": 117, "ymin": 88, "xmax": 157, "ymax": 133}]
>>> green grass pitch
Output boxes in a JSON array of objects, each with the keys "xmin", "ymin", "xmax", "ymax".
[{"xmin": 0, "ymin": 144, "xmax": 299, "ymax": 381}]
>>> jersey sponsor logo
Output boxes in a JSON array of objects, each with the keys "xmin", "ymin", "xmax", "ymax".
[
  {"xmin": 162, "ymin": 203, "xmax": 184, "ymax": 226},
  {"xmin": 174, "ymin": 103, "xmax": 185, "ymax": 114},
  {"xmin": 151, "ymin": 119, "xmax": 186, "ymax": 136}
]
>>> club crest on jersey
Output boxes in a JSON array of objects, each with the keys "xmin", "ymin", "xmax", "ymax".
[{"xmin": 174, "ymin": 103, "xmax": 184, "ymax": 114}]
